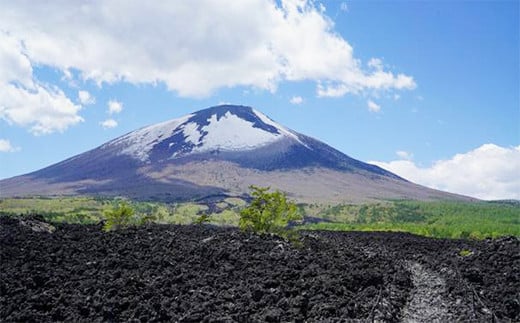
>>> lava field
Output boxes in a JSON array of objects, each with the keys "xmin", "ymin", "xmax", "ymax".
[{"xmin": 1, "ymin": 216, "xmax": 518, "ymax": 322}]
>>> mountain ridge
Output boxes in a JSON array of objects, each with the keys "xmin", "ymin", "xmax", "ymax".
[{"xmin": 0, "ymin": 105, "xmax": 472, "ymax": 203}]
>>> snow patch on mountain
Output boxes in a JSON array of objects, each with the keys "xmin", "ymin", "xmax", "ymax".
[
  {"xmin": 181, "ymin": 122, "xmax": 203, "ymax": 146},
  {"xmin": 105, "ymin": 105, "xmax": 310, "ymax": 163},
  {"xmin": 108, "ymin": 114, "xmax": 193, "ymax": 162},
  {"xmin": 253, "ymin": 108, "xmax": 308, "ymax": 147},
  {"xmin": 183, "ymin": 111, "xmax": 281, "ymax": 153}
]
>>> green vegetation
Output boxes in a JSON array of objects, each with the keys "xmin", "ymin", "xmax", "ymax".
[
  {"xmin": 239, "ymin": 186, "xmax": 302, "ymax": 240},
  {"xmin": 0, "ymin": 197, "xmax": 214, "ymax": 225},
  {"xmin": 1, "ymin": 196, "xmax": 518, "ymax": 240},
  {"xmin": 459, "ymin": 249, "xmax": 473, "ymax": 257},
  {"xmin": 302, "ymin": 200, "xmax": 520, "ymax": 239},
  {"xmin": 103, "ymin": 202, "xmax": 135, "ymax": 231},
  {"xmin": 0, "ymin": 196, "xmax": 107, "ymax": 224},
  {"xmin": 194, "ymin": 213, "xmax": 211, "ymax": 225}
]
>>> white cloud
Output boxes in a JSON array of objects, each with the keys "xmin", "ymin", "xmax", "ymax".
[
  {"xmin": 367, "ymin": 100, "xmax": 381, "ymax": 113},
  {"xmin": 367, "ymin": 58, "xmax": 383, "ymax": 70},
  {"xmin": 370, "ymin": 144, "xmax": 520, "ymax": 200},
  {"xmin": 0, "ymin": 1, "xmax": 416, "ymax": 99},
  {"xmin": 396, "ymin": 150, "xmax": 413, "ymax": 160},
  {"xmin": 0, "ymin": 31, "xmax": 83, "ymax": 135},
  {"xmin": 100, "ymin": 119, "xmax": 118, "ymax": 129},
  {"xmin": 78, "ymin": 90, "xmax": 95, "ymax": 105},
  {"xmin": 107, "ymin": 100, "xmax": 123, "ymax": 115},
  {"xmin": 290, "ymin": 96, "xmax": 303, "ymax": 105},
  {"xmin": 340, "ymin": 2, "xmax": 349, "ymax": 12},
  {"xmin": 317, "ymin": 71, "xmax": 415, "ymax": 97},
  {"xmin": 0, "ymin": 139, "xmax": 20, "ymax": 152}
]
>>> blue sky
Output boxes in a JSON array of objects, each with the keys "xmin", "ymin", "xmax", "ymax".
[{"xmin": 0, "ymin": 0, "xmax": 518, "ymax": 200}]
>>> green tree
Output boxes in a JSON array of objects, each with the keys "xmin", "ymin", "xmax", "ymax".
[
  {"xmin": 103, "ymin": 202, "xmax": 135, "ymax": 231},
  {"xmin": 239, "ymin": 186, "xmax": 302, "ymax": 237}
]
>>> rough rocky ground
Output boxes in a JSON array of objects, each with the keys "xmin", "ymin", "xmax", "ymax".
[{"xmin": 1, "ymin": 216, "xmax": 518, "ymax": 322}]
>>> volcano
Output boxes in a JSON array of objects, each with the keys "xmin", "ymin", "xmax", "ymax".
[{"xmin": 0, "ymin": 105, "xmax": 470, "ymax": 203}]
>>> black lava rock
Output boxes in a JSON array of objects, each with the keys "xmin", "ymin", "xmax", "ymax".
[{"xmin": 0, "ymin": 217, "xmax": 518, "ymax": 322}]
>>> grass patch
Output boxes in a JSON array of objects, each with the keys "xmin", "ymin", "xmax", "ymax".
[
  {"xmin": 0, "ymin": 197, "xmax": 208, "ymax": 225},
  {"xmin": 301, "ymin": 200, "xmax": 520, "ymax": 239},
  {"xmin": 0, "ymin": 196, "xmax": 107, "ymax": 224}
]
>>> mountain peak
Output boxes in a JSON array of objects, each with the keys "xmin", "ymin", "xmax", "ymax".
[
  {"xmin": 193, "ymin": 104, "xmax": 254, "ymax": 115},
  {"xmin": 0, "ymin": 104, "xmax": 472, "ymax": 203},
  {"xmin": 107, "ymin": 105, "xmax": 303, "ymax": 163}
]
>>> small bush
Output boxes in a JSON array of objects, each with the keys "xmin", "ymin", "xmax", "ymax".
[
  {"xmin": 194, "ymin": 213, "xmax": 211, "ymax": 225},
  {"xmin": 103, "ymin": 202, "xmax": 134, "ymax": 231},
  {"xmin": 239, "ymin": 186, "xmax": 302, "ymax": 240},
  {"xmin": 138, "ymin": 213, "xmax": 157, "ymax": 226},
  {"xmin": 459, "ymin": 249, "xmax": 473, "ymax": 257}
]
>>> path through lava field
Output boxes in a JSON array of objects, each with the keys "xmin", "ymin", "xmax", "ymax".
[{"xmin": 1, "ymin": 216, "xmax": 518, "ymax": 322}]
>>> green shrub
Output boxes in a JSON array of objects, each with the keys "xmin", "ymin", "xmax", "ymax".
[
  {"xmin": 138, "ymin": 213, "xmax": 157, "ymax": 226},
  {"xmin": 239, "ymin": 186, "xmax": 302, "ymax": 240},
  {"xmin": 103, "ymin": 202, "xmax": 135, "ymax": 231},
  {"xmin": 194, "ymin": 213, "xmax": 211, "ymax": 225},
  {"xmin": 459, "ymin": 249, "xmax": 473, "ymax": 257}
]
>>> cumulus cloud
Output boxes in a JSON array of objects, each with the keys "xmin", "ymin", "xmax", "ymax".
[
  {"xmin": 0, "ymin": 0, "xmax": 416, "ymax": 99},
  {"xmin": 290, "ymin": 96, "xmax": 303, "ymax": 105},
  {"xmin": 78, "ymin": 90, "xmax": 95, "ymax": 105},
  {"xmin": 0, "ymin": 139, "xmax": 20, "ymax": 152},
  {"xmin": 0, "ymin": 31, "xmax": 83, "ymax": 135},
  {"xmin": 370, "ymin": 144, "xmax": 520, "ymax": 200},
  {"xmin": 367, "ymin": 100, "xmax": 381, "ymax": 113},
  {"xmin": 107, "ymin": 100, "xmax": 123, "ymax": 115},
  {"xmin": 100, "ymin": 119, "xmax": 118, "ymax": 129}
]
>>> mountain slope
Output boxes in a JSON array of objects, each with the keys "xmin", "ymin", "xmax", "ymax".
[{"xmin": 0, "ymin": 105, "xmax": 471, "ymax": 203}]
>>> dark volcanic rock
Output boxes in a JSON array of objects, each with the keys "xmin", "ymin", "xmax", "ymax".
[{"xmin": 0, "ymin": 216, "xmax": 518, "ymax": 322}]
